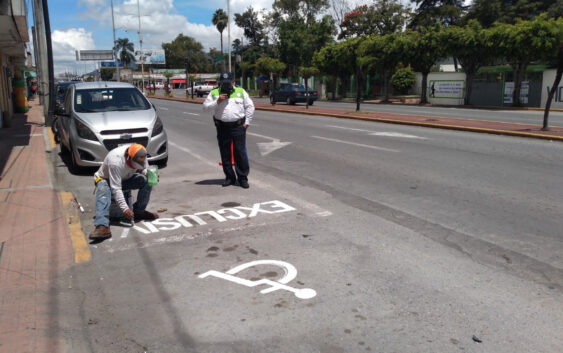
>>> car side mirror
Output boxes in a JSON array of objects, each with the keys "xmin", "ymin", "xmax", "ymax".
[{"xmin": 55, "ymin": 104, "xmax": 68, "ymax": 116}]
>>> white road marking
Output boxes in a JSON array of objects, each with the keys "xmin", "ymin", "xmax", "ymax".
[
  {"xmin": 247, "ymin": 132, "xmax": 292, "ymax": 156},
  {"xmin": 327, "ymin": 125, "xmax": 427, "ymax": 139},
  {"xmin": 199, "ymin": 260, "xmax": 317, "ymax": 299},
  {"xmin": 370, "ymin": 132, "xmax": 427, "ymax": 139},
  {"xmin": 183, "ymin": 112, "xmax": 199, "ymax": 116},
  {"xmin": 311, "ymin": 136, "xmax": 400, "ymax": 152},
  {"xmin": 120, "ymin": 227, "xmax": 130, "ymax": 238}
]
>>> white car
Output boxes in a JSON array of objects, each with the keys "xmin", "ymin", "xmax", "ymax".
[
  {"xmin": 55, "ymin": 82, "xmax": 168, "ymax": 172},
  {"xmin": 186, "ymin": 81, "xmax": 216, "ymax": 97}
]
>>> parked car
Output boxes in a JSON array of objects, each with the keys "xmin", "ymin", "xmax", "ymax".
[
  {"xmin": 186, "ymin": 81, "xmax": 216, "ymax": 97},
  {"xmin": 55, "ymin": 82, "xmax": 168, "ymax": 172},
  {"xmin": 55, "ymin": 81, "xmax": 75, "ymax": 108},
  {"xmin": 270, "ymin": 83, "xmax": 318, "ymax": 105}
]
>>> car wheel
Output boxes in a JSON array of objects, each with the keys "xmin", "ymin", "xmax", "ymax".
[
  {"xmin": 308, "ymin": 100, "xmax": 314, "ymax": 106},
  {"xmin": 286, "ymin": 97, "xmax": 293, "ymax": 105},
  {"xmin": 270, "ymin": 96, "xmax": 276, "ymax": 104},
  {"xmin": 60, "ymin": 141, "xmax": 70, "ymax": 156}
]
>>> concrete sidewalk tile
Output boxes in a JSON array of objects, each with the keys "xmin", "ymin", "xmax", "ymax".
[{"xmin": 0, "ymin": 100, "xmax": 76, "ymax": 353}]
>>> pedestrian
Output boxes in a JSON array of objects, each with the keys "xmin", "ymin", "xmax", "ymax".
[
  {"xmin": 203, "ymin": 71, "xmax": 255, "ymax": 188},
  {"xmin": 89, "ymin": 143, "xmax": 160, "ymax": 240}
]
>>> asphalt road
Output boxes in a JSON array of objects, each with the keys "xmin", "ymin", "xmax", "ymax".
[
  {"xmin": 51, "ymin": 98, "xmax": 563, "ymax": 352},
  {"xmin": 173, "ymin": 88, "xmax": 563, "ymax": 127}
]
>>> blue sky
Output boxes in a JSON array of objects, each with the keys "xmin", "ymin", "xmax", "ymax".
[{"xmin": 37, "ymin": 0, "xmax": 447, "ymax": 75}]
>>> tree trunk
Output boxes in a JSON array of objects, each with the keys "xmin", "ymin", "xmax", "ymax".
[
  {"xmin": 355, "ymin": 65, "xmax": 361, "ymax": 112},
  {"xmin": 543, "ymin": 58, "xmax": 563, "ymax": 130},
  {"xmin": 383, "ymin": 71, "xmax": 390, "ymax": 103},
  {"xmin": 512, "ymin": 62, "xmax": 527, "ymax": 107},
  {"xmin": 420, "ymin": 72, "xmax": 428, "ymax": 104},
  {"xmin": 220, "ymin": 32, "xmax": 224, "ymax": 71},
  {"xmin": 464, "ymin": 72, "xmax": 474, "ymax": 106},
  {"xmin": 305, "ymin": 78, "xmax": 310, "ymax": 109},
  {"xmin": 331, "ymin": 76, "xmax": 337, "ymax": 100},
  {"xmin": 453, "ymin": 57, "xmax": 459, "ymax": 72}
]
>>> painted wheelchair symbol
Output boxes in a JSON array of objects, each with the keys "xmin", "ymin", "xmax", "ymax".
[{"xmin": 198, "ymin": 260, "xmax": 317, "ymax": 299}]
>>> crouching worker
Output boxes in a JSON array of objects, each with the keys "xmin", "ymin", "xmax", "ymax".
[{"xmin": 89, "ymin": 143, "xmax": 159, "ymax": 240}]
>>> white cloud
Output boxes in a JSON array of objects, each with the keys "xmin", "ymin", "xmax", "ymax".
[{"xmin": 51, "ymin": 28, "xmax": 97, "ymax": 75}]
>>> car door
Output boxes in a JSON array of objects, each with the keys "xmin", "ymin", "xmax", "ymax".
[{"xmin": 60, "ymin": 86, "xmax": 74, "ymax": 147}]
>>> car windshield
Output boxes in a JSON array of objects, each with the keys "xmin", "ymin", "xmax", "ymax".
[
  {"xmin": 291, "ymin": 84, "xmax": 305, "ymax": 90},
  {"xmin": 74, "ymin": 88, "xmax": 151, "ymax": 113}
]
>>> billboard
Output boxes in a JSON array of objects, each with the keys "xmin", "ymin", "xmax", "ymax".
[
  {"xmin": 101, "ymin": 61, "xmax": 123, "ymax": 68},
  {"xmin": 76, "ymin": 50, "xmax": 114, "ymax": 61},
  {"xmin": 134, "ymin": 49, "xmax": 166, "ymax": 65}
]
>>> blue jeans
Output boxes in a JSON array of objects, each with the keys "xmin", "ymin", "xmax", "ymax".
[{"xmin": 94, "ymin": 174, "xmax": 152, "ymax": 227}]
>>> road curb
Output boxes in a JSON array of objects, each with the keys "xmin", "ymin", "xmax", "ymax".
[
  {"xmin": 60, "ymin": 192, "xmax": 91, "ymax": 263},
  {"xmin": 150, "ymin": 96, "xmax": 563, "ymax": 142}
]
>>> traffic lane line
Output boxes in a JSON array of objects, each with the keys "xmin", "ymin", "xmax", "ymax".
[
  {"xmin": 311, "ymin": 136, "xmax": 400, "ymax": 153},
  {"xmin": 183, "ymin": 112, "xmax": 199, "ymax": 116},
  {"xmin": 60, "ymin": 192, "xmax": 91, "ymax": 263}
]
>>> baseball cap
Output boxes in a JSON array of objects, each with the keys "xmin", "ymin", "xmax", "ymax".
[
  {"xmin": 127, "ymin": 143, "xmax": 147, "ymax": 169},
  {"xmin": 219, "ymin": 71, "xmax": 233, "ymax": 83}
]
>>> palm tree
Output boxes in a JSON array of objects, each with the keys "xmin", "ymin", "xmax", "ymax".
[
  {"xmin": 114, "ymin": 38, "xmax": 135, "ymax": 68},
  {"xmin": 212, "ymin": 9, "xmax": 228, "ymax": 70}
]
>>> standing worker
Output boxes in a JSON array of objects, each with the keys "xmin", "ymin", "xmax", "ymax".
[
  {"xmin": 203, "ymin": 72, "xmax": 255, "ymax": 188},
  {"xmin": 89, "ymin": 143, "xmax": 160, "ymax": 240}
]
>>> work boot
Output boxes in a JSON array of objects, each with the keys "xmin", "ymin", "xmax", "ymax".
[
  {"xmin": 89, "ymin": 225, "xmax": 112, "ymax": 240},
  {"xmin": 239, "ymin": 179, "xmax": 249, "ymax": 189},
  {"xmin": 134, "ymin": 210, "xmax": 159, "ymax": 221},
  {"xmin": 222, "ymin": 178, "xmax": 236, "ymax": 187}
]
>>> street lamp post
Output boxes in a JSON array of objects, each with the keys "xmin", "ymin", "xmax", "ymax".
[
  {"xmin": 110, "ymin": 0, "xmax": 120, "ymax": 81},
  {"xmin": 227, "ymin": 0, "xmax": 231, "ymax": 72},
  {"xmin": 137, "ymin": 0, "xmax": 144, "ymax": 91}
]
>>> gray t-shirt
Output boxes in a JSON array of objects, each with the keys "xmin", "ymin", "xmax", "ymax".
[{"xmin": 94, "ymin": 144, "xmax": 148, "ymax": 212}]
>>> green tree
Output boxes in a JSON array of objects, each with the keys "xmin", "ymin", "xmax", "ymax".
[
  {"xmin": 299, "ymin": 66, "xmax": 320, "ymax": 108},
  {"xmin": 391, "ymin": 66, "xmax": 416, "ymax": 94},
  {"xmin": 409, "ymin": 0, "xmax": 467, "ymax": 29},
  {"xmin": 100, "ymin": 68, "xmax": 114, "ymax": 81},
  {"xmin": 398, "ymin": 25, "xmax": 447, "ymax": 103},
  {"xmin": 235, "ymin": 7, "xmax": 265, "ymax": 47},
  {"xmin": 540, "ymin": 17, "xmax": 563, "ymax": 130},
  {"xmin": 212, "ymin": 9, "xmax": 228, "ymax": 68},
  {"xmin": 442, "ymin": 20, "xmax": 495, "ymax": 105},
  {"xmin": 486, "ymin": 17, "xmax": 561, "ymax": 106},
  {"xmin": 162, "ymin": 34, "xmax": 209, "ymax": 72},
  {"xmin": 255, "ymin": 57, "xmax": 286, "ymax": 102},
  {"xmin": 338, "ymin": 0, "xmax": 411, "ymax": 39},
  {"xmin": 358, "ymin": 33, "xmax": 403, "ymax": 102},
  {"xmin": 313, "ymin": 42, "xmax": 348, "ymax": 100},
  {"xmin": 466, "ymin": 0, "xmax": 559, "ymax": 27},
  {"xmin": 114, "ymin": 38, "xmax": 135, "ymax": 68},
  {"xmin": 238, "ymin": 61, "xmax": 255, "ymax": 90}
]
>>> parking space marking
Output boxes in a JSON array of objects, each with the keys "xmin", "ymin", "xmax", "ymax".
[
  {"xmin": 311, "ymin": 136, "xmax": 400, "ymax": 152},
  {"xmin": 327, "ymin": 125, "xmax": 427, "ymax": 139},
  {"xmin": 183, "ymin": 112, "xmax": 199, "ymax": 116},
  {"xmin": 199, "ymin": 260, "xmax": 317, "ymax": 299}
]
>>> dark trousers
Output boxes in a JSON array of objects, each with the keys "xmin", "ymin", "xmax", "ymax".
[{"xmin": 216, "ymin": 123, "xmax": 249, "ymax": 182}]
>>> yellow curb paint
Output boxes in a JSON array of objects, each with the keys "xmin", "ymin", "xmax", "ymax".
[
  {"xmin": 60, "ymin": 192, "xmax": 91, "ymax": 263},
  {"xmin": 47, "ymin": 128, "xmax": 56, "ymax": 149}
]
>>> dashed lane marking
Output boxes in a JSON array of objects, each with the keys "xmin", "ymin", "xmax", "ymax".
[
  {"xmin": 327, "ymin": 125, "xmax": 427, "ymax": 139},
  {"xmin": 311, "ymin": 136, "xmax": 400, "ymax": 152},
  {"xmin": 60, "ymin": 192, "xmax": 91, "ymax": 263},
  {"xmin": 183, "ymin": 112, "xmax": 199, "ymax": 116}
]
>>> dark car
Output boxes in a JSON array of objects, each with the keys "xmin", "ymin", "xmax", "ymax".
[
  {"xmin": 270, "ymin": 83, "xmax": 318, "ymax": 105},
  {"xmin": 55, "ymin": 81, "xmax": 75, "ymax": 108}
]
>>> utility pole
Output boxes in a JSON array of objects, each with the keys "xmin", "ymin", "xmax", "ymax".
[
  {"xmin": 227, "ymin": 0, "xmax": 231, "ymax": 72},
  {"xmin": 110, "ymin": 0, "xmax": 120, "ymax": 81},
  {"xmin": 41, "ymin": 0, "xmax": 55, "ymax": 126},
  {"xmin": 32, "ymin": 0, "xmax": 48, "ymax": 108},
  {"xmin": 137, "ymin": 0, "xmax": 144, "ymax": 91}
]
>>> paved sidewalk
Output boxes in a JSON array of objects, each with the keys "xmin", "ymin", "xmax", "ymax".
[
  {"xmin": 153, "ymin": 94, "xmax": 563, "ymax": 141},
  {"xmin": 0, "ymin": 99, "xmax": 74, "ymax": 352}
]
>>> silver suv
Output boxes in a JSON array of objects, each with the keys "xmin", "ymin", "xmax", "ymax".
[{"xmin": 56, "ymin": 82, "xmax": 168, "ymax": 171}]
